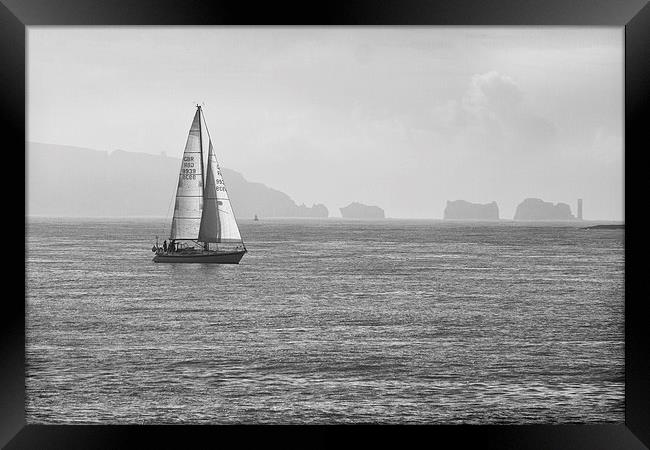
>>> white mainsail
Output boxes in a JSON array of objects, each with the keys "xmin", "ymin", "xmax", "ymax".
[
  {"xmin": 198, "ymin": 140, "xmax": 243, "ymax": 244},
  {"xmin": 169, "ymin": 109, "xmax": 205, "ymax": 240}
]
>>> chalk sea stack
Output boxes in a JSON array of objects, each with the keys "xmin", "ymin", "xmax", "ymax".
[
  {"xmin": 294, "ymin": 203, "xmax": 328, "ymax": 218},
  {"xmin": 514, "ymin": 198, "xmax": 575, "ymax": 221},
  {"xmin": 339, "ymin": 202, "xmax": 385, "ymax": 219},
  {"xmin": 444, "ymin": 200, "xmax": 499, "ymax": 220}
]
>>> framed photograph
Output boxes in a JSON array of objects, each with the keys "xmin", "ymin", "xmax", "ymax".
[{"xmin": 6, "ymin": 0, "xmax": 649, "ymax": 447}]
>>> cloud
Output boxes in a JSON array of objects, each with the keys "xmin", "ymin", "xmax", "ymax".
[
  {"xmin": 463, "ymin": 71, "xmax": 524, "ymax": 116},
  {"xmin": 430, "ymin": 71, "xmax": 557, "ymax": 154}
]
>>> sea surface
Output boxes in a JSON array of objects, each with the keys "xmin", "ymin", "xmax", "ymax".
[{"xmin": 25, "ymin": 218, "xmax": 624, "ymax": 424}]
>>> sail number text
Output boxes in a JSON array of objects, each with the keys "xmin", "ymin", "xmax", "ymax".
[{"xmin": 182, "ymin": 156, "xmax": 197, "ymax": 180}]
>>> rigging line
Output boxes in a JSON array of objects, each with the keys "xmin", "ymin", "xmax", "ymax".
[
  {"xmin": 162, "ymin": 179, "xmax": 176, "ymax": 239},
  {"xmin": 199, "ymin": 107, "xmax": 213, "ymax": 144}
]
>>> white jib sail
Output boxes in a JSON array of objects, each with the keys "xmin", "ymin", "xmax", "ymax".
[
  {"xmin": 198, "ymin": 140, "xmax": 243, "ymax": 244},
  {"xmin": 170, "ymin": 109, "xmax": 204, "ymax": 240}
]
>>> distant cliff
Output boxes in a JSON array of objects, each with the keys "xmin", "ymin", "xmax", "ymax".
[
  {"xmin": 444, "ymin": 200, "xmax": 499, "ymax": 220},
  {"xmin": 27, "ymin": 142, "xmax": 328, "ymax": 218},
  {"xmin": 514, "ymin": 198, "xmax": 575, "ymax": 221},
  {"xmin": 339, "ymin": 202, "xmax": 385, "ymax": 219}
]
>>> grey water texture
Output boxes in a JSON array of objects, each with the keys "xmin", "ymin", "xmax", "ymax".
[{"xmin": 25, "ymin": 218, "xmax": 624, "ymax": 424}]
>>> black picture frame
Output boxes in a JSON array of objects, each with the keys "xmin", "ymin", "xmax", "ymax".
[{"xmin": 5, "ymin": 0, "xmax": 648, "ymax": 447}]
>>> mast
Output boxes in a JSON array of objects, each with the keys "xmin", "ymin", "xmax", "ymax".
[
  {"xmin": 198, "ymin": 104, "xmax": 206, "ymax": 249},
  {"xmin": 197, "ymin": 104, "xmax": 205, "ymax": 193}
]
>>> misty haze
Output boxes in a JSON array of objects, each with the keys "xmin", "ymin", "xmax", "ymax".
[
  {"xmin": 26, "ymin": 27, "xmax": 624, "ymax": 425},
  {"xmin": 27, "ymin": 27, "xmax": 623, "ymax": 221}
]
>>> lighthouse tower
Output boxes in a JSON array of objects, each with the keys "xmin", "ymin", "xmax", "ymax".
[{"xmin": 577, "ymin": 198, "xmax": 583, "ymax": 220}]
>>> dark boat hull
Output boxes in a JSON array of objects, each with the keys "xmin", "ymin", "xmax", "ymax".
[{"xmin": 152, "ymin": 250, "xmax": 246, "ymax": 264}]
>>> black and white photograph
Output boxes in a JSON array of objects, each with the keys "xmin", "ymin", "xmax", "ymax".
[{"xmin": 24, "ymin": 25, "xmax": 626, "ymax": 427}]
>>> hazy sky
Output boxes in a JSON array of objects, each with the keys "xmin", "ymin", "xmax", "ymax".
[{"xmin": 28, "ymin": 27, "xmax": 623, "ymax": 220}]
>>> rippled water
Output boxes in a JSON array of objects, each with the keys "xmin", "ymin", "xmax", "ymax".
[{"xmin": 25, "ymin": 218, "xmax": 624, "ymax": 424}]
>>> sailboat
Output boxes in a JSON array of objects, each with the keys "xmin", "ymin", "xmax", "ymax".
[{"xmin": 152, "ymin": 105, "xmax": 247, "ymax": 264}]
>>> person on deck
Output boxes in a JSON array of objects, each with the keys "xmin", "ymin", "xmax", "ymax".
[{"xmin": 163, "ymin": 240, "xmax": 168, "ymax": 253}]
